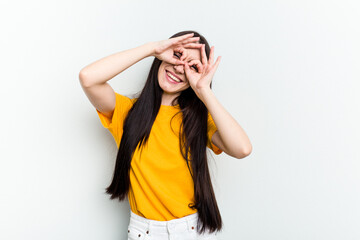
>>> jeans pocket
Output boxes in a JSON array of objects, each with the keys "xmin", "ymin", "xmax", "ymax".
[
  {"xmin": 127, "ymin": 224, "xmax": 149, "ymax": 240},
  {"xmin": 196, "ymin": 233, "xmax": 218, "ymax": 240},
  {"xmin": 190, "ymin": 228, "xmax": 218, "ymax": 240}
]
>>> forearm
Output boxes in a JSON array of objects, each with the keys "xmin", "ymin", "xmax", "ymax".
[
  {"xmin": 79, "ymin": 42, "xmax": 155, "ymax": 87},
  {"xmin": 199, "ymin": 88, "xmax": 252, "ymax": 156}
]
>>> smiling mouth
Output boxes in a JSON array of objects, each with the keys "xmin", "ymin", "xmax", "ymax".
[{"xmin": 166, "ymin": 70, "xmax": 183, "ymax": 83}]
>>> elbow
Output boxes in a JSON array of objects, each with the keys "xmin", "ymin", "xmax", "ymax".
[
  {"xmin": 244, "ymin": 146, "xmax": 252, "ymax": 157},
  {"xmin": 234, "ymin": 145, "xmax": 252, "ymax": 159},
  {"xmin": 79, "ymin": 70, "xmax": 92, "ymax": 88}
]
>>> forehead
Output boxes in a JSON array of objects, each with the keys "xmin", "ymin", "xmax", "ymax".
[{"xmin": 183, "ymin": 48, "xmax": 201, "ymax": 61}]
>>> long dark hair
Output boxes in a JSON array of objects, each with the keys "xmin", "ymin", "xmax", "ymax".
[{"xmin": 105, "ymin": 30, "xmax": 223, "ymax": 234}]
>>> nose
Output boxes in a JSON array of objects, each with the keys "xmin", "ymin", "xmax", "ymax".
[{"xmin": 173, "ymin": 64, "xmax": 184, "ymax": 74}]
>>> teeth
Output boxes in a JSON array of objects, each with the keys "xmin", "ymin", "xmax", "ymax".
[{"xmin": 167, "ymin": 71, "xmax": 181, "ymax": 82}]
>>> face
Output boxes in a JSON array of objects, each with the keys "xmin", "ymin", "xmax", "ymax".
[{"xmin": 158, "ymin": 46, "xmax": 202, "ymax": 100}]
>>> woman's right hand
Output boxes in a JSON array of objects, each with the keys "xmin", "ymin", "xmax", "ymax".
[{"xmin": 150, "ymin": 33, "xmax": 201, "ymax": 65}]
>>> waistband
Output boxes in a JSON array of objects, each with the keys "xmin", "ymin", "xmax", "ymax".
[{"xmin": 129, "ymin": 209, "xmax": 199, "ymax": 234}]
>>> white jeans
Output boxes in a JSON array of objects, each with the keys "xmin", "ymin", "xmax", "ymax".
[{"xmin": 127, "ymin": 209, "xmax": 218, "ymax": 240}]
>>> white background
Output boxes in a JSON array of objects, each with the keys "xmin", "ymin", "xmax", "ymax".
[{"xmin": 1, "ymin": 0, "xmax": 359, "ymax": 239}]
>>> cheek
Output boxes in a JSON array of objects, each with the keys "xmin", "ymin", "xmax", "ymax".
[{"xmin": 158, "ymin": 67, "xmax": 165, "ymax": 80}]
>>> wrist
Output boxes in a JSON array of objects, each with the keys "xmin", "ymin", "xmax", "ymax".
[
  {"xmin": 198, "ymin": 87, "xmax": 212, "ymax": 95},
  {"xmin": 197, "ymin": 87, "xmax": 213, "ymax": 101},
  {"xmin": 144, "ymin": 41, "xmax": 156, "ymax": 57}
]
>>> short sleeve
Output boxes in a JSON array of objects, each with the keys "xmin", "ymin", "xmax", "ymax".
[
  {"xmin": 95, "ymin": 92, "xmax": 134, "ymax": 147},
  {"xmin": 207, "ymin": 112, "xmax": 223, "ymax": 155}
]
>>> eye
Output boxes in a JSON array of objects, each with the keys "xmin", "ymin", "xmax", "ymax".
[
  {"xmin": 173, "ymin": 52, "xmax": 182, "ymax": 59},
  {"xmin": 191, "ymin": 65, "xmax": 198, "ymax": 72}
]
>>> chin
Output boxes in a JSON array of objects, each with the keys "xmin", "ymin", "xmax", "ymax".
[{"xmin": 158, "ymin": 75, "xmax": 182, "ymax": 92}]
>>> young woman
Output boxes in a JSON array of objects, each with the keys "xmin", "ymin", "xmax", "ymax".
[{"xmin": 79, "ymin": 30, "xmax": 252, "ymax": 240}]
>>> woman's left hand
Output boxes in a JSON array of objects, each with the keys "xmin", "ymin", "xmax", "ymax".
[{"xmin": 183, "ymin": 44, "xmax": 222, "ymax": 100}]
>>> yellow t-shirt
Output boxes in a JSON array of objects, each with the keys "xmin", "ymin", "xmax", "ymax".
[{"xmin": 96, "ymin": 92, "xmax": 222, "ymax": 221}]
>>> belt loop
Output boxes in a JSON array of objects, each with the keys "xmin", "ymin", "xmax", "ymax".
[
  {"xmin": 146, "ymin": 220, "xmax": 151, "ymax": 236},
  {"xmin": 186, "ymin": 217, "xmax": 194, "ymax": 232}
]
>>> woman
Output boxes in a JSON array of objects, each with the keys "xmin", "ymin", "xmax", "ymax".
[{"xmin": 79, "ymin": 30, "xmax": 252, "ymax": 240}]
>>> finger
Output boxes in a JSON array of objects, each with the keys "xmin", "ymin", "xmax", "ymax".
[
  {"xmin": 209, "ymin": 46, "xmax": 215, "ymax": 65},
  {"xmin": 165, "ymin": 55, "xmax": 185, "ymax": 65},
  {"xmin": 201, "ymin": 44, "xmax": 207, "ymax": 66},
  {"xmin": 171, "ymin": 33, "xmax": 194, "ymax": 45},
  {"xmin": 182, "ymin": 43, "xmax": 203, "ymax": 49},
  {"xmin": 172, "ymin": 46, "xmax": 187, "ymax": 62},
  {"xmin": 183, "ymin": 62, "xmax": 191, "ymax": 78},
  {"xmin": 197, "ymin": 61, "xmax": 205, "ymax": 74},
  {"xmin": 211, "ymin": 56, "xmax": 221, "ymax": 73},
  {"xmin": 166, "ymin": 59, "xmax": 185, "ymax": 66},
  {"xmin": 175, "ymin": 47, "xmax": 187, "ymax": 61},
  {"xmin": 180, "ymin": 54, "xmax": 187, "ymax": 62},
  {"xmin": 180, "ymin": 36, "xmax": 200, "ymax": 45},
  {"xmin": 175, "ymin": 59, "xmax": 185, "ymax": 65},
  {"xmin": 189, "ymin": 59, "xmax": 204, "ymax": 73},
  {"xmin": 173, "ymin": 46, "xmax": 185, "ymax": 55}
]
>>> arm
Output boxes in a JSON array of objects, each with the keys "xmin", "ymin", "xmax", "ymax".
[
  {"xmin": 200, "ymin": 89, "xmax": 252, "ymax": 159},
  {"xmin": 79, "ymin": 33, "xmax": 200, "ymax": 118},
  {"xmin": 181, "ymin": 43, "xmax": 252, "ymax": 159},
  {"xmin": 79, "ymin": 42, "xmax": 155, "ymax": 87},
  {"xmin": 78, "ymin": 42, "xmax": 155, "ymax": 118},
  {"xmin": 79, "ymin": 33, "xmax": 198, "ymax": 87}
]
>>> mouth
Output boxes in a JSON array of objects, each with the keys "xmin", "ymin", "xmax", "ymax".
[{"xmin": 165, "ymin": 70, "xmax": 183, "ymax": 83}]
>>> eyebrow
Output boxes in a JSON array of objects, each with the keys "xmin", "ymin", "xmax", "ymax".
[
  {"xmin": 181, "ymin": 51, "xmax": 199, "ymax": 61},
  {"xmin": 185, "ymin": 56, "xmax": 197, "ymax": 62},
  {"xmin": 180, "ymin": 57, "xmax": 195, "ymax": 62}
]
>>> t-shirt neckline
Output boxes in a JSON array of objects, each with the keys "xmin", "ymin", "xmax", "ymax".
[
  {"xmin": 160, "ymin": 104, "xmax": 179, "ymax": 107},
  {"xmin": 159, "ymin": 104, "xmax": 180, "ymax": 111}
]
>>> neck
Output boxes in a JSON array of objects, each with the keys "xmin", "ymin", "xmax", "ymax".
[{"xmin": 161, "ymin": 93, "xmax": 179, "ymax": 106}]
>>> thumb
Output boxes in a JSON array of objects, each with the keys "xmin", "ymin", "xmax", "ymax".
[
  {"xmin": 183, "ymin": 62, "xmax": 192, "ymax": 79},
  {"xmin": 168, "ymin": 59, "xmax": 184, "ymax": 66},
  {"xmin": 184, "ymin": 62, "xmax": 190, "ymax": 75}
]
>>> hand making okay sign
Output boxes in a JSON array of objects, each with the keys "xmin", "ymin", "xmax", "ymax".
[{"xmin": 181, "ymin": 43, "xmax": 222, "ymax": 95}]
